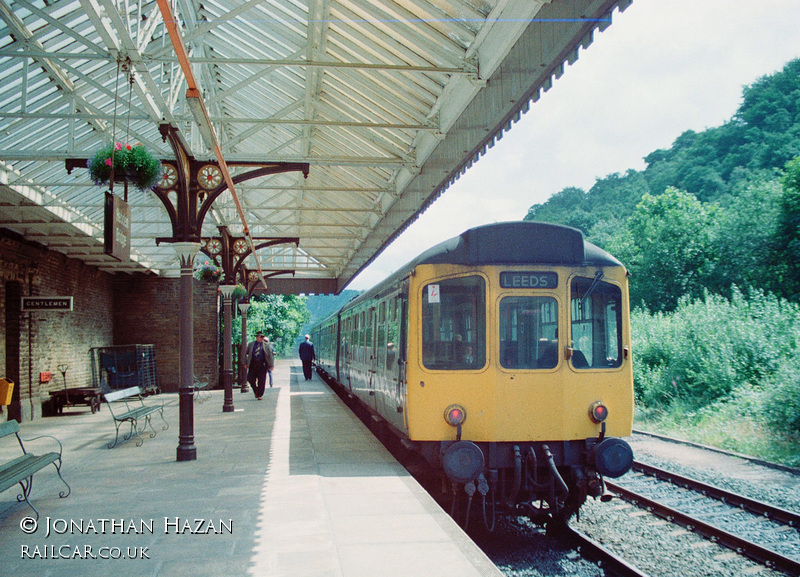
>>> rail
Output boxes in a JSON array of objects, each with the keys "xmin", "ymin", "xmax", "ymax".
[
  {"xmin": 563, "ymin": 526, "xmax": 652, "ymax": 577},
  {"xmin": 607, "ymin": 461, "xmax": 800, "ymax": 575}
]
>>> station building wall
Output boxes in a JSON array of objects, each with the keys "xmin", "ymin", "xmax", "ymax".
[
  {"xmin": 112, "ymin": 275, "xmax": 219, "ymax": 393},
  {"xmin": 0, "ymin": 229, "xmax": 219, "ymax": 421}
]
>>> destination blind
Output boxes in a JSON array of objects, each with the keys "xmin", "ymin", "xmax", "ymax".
[{"xmin": 499, "ymin": 271, "xmax": 558, "ymax": 289}]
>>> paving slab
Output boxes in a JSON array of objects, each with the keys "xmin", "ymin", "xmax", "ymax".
[{"xmin": 0, "ymin": 359, "xmax": 502, "ymax": 577}]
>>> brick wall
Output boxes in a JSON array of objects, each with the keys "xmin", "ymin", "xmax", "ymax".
[
  {"xmin": 113, "ymin": 275, "xmax": 219, "ymax": 392},
  {"xmin": 1, "ymin": 229, "xmax": 220, "ymax": 420},
  {"xmin": 1, "ymin": 231, "xmax": 114, "ymax": 420}
]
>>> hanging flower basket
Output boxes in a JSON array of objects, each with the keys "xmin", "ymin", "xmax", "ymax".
[
  {"xmin": 232, "ymin": 284, "xmax": 248, "ymax": 300},
  {"xmin": 193, "ymin": 260, "xmax": 224, "ymax": 283},
  {"xmin": 87, "ymin": 142, "xmax": 162, "ymax": 191}
]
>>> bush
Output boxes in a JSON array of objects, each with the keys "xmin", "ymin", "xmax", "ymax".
[
  {"xmin": 632, "ymin": 288, "xmax": 800, "ymax": 432},
  {"xmin": 762, "ymin": 358, "xmax": 800, "ymax": 435}
]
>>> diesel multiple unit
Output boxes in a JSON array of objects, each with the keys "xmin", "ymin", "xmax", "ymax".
[{"xmin": 312, "ymin": 221, "xmax": 634, "ymax": 527}]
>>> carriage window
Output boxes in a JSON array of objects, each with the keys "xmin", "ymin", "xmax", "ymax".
[
  {"xmin": 570, "ymin": 276, "xmax": 623, "ymax": 369},
  {"xmin": 422, "ymin": 276, "xmax": 486, "ymax": 370},
  {"xmin": 499, "ymin": 297, "xmax": 558, "ymax": 369}
]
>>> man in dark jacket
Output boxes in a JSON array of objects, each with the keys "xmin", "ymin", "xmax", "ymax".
[
  {"xmin": 245, "ymin": 331, "xmax": 274, "ymax": 399},
  {"xmin": 298, "ymin": 334, "xmax": 315, "ymax": 381}
]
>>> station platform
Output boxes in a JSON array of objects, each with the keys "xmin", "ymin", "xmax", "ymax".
[{"xmin": 0, "ymin": 359, "xmax": 503, "ymax": 577}]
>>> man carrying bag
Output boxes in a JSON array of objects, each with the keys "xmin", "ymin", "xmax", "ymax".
[{"xmin": 245, "ymin": 331, "xmax": 274, "ymax": 399}]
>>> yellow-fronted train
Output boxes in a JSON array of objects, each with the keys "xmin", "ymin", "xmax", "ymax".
[{"xmin": 311, "ymin": 221, "xmax": 634, "ymax": 529}]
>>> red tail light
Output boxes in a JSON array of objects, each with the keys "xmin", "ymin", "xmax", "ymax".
[
  {"xmin": 444, "ymin": 404, "xmax": 466, "ymax": 427},
  {"xmin": 589, "ymin": 401, "xmax": 608, "ymax": 423}
]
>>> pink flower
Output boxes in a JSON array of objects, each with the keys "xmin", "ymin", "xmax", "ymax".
[
  {"xmin": 105, "ymin": 158, "xmax": 113, "ymax": 167},
  {"xmin": 114, "ymin": 142, "xmax": 122, "ymax": 151}
]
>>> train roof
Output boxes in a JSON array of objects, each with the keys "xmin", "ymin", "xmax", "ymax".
[
  {"xmin": 334, "ymin": 222, "xmax": 624, "ymax": 313},
  {"xmin": 411, "ymin": 221, "xmax": 623, "ymax": 269}
]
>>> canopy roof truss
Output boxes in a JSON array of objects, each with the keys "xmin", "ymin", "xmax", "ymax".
[{"xmin": 0, "ymin": 0, "xmax": 629, "ymax": 292}]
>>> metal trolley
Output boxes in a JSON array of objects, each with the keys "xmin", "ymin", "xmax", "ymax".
[{"xmin": 90, "ymin": 344, "xmax": 160, "ymax": 395}]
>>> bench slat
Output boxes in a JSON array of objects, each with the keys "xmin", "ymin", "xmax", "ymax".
[
  {"xmin": 114, "ymin": 406, "xmax": 160, "ymax": 421},
  {"xmin": 0, "ymin": 453, "xmax": 59, "ymax": 492},
  {"xmin": 104, "ymin": 386, "xmax": 143, "ymax": 403}
]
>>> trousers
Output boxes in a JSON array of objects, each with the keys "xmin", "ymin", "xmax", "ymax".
[{"xmin": 248, "ymin": 363, "xmax": 268, "ymax": 397}]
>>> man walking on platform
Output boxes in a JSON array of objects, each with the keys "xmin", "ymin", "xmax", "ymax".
[
  {"xmin": 245, "ymin": 331, "xmax": 274, "ymax": 399},
  {"xmin": 299, "ymin": 334, "xmax": 315, "ymax": 381}
]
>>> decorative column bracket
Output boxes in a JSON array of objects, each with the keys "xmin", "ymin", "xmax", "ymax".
[
  {"xmin": 153, "ymin": 124, "xmax": 309, "ymax": 244},
  {"xmin": 196, "ymin": 231, "xmax": 300, "ymax": 286},
  {"xmin": 242, "ymin": 268, "xmax": 296, "ymax": 293},
  {"xmin": 231, "ymin": 237, "xmax": 300, "ymax": 279}
]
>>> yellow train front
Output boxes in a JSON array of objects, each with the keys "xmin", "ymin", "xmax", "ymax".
[{"xmin": 313, "ymin": 221, "xmax": 634, "ymax": 527}]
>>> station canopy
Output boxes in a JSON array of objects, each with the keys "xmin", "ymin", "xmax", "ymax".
[{"xmin": 0, "ymin": 0, "xmax": 629, "ymax": 294}]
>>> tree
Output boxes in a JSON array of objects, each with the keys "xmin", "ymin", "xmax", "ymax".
[
  {"xmin": 711, "ymin": 177, "xmax": 782, "ymax": 298},
  {"xmin": 525, "ymin": 186, "xmax": 590, "ymax": 231},
  {"xmin": 614, "ymin": 188, "xmax": 717, "ymax": 312},
  {"xmin": 775, "ymin": 156, "xmax": 800, "ymax": 300},
  {"xmin": 232, "ymin": 294, "xmax": 310, "ymax": 356}
]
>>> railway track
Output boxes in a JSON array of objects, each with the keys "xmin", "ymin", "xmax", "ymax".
[
  {"xmin": 606, "ymin": 460, "xmax": 800, "ymax": 576},
  {"xmin": 563, "ymin": 526, "xmax": 652, "ymax": 577}
]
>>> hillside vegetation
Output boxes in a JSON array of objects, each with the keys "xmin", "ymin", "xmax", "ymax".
[{"xmin": 525, "ymin": 59, "xmax": 800, "ymax": 464}]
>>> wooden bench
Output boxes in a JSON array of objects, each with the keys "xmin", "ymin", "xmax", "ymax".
[
  {"xmin": 0, "ymin": 420, "xmax": 70, "ymax": 519},
  {"xmin": 103, "ymin": 386, "xmax": 168, "ymax": 448}
]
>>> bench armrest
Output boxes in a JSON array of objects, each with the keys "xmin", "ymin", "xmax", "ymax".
[{"xmin": 19, "ymin": 434, "xmax": 64, "ymax": 459}]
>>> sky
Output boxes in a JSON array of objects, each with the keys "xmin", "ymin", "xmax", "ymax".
[{"xmin": 346, "ymin": 0, "xmax": 800, "ymax": 291}]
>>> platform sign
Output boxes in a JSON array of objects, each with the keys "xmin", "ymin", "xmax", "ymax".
[
  {"xmin": 21, "ymin": 297, "xmax": 73, "ymax": 311},
  {"xmin": 104, "ymin": 191, "xmax": 131, "ymax": 261}
]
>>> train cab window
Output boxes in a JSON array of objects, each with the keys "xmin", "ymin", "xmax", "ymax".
[
  {"xmin": 422, "ymin": 276, "xmax": 486, "ymax": 370},
  {"xmin": 499, "ymin": 297, "xmax": 559, "ymax": 369},
  {"xmin": 570, "ymin": 275, "xmax": 623, "ymax": 369}
]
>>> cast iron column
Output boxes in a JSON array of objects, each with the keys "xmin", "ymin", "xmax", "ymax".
[
  {"xmin": 174, "ymin": 242, "xmax": 200, "ymax": 461},
  {"xmin": 238, "ymin": 301, "xmax": 250, "ymax": 392},
  {"xmin": 220, "ymin": 284, "xmax": 236, "ymax": 412}
]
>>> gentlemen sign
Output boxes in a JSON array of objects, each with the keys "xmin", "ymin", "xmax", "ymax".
[
  {"xmin": 104, "ymin": 192, "xmax": 131, "ymax": 261},
  {"xmin": 21, "ymin": 297, "xmax": 73, "ymax": 311}
]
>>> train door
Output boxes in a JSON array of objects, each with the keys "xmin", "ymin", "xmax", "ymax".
[
  {"xmin": 394, "ymin": 289, "xmax": 409, "ymax": 432},
  {"xmin": 375, "ymin": 300, "xmax": 388, "ymax": 416},
  {"xmin": 367, "ymin": 306, "xmax": 377, "ymax": 409},
  {"xmin": 496, "ymin": 284, "xmax": 563, "ymax": 441},
  {"xmin": 334, "ymin": 314, "xmax": 342, "ymax": 381},
  {"xmin": 341, "ymin": 314, "xmax": 352, "ymax": 391}
]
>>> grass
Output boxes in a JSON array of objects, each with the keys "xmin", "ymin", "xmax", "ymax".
[{"xmin": 635, "ymin": 399, "xmax": 800, "ymax": 468}]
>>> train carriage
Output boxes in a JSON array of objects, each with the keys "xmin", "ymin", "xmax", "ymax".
[{"xmin": 312, "ymin": 221, "xmax": 634, "ymax": 527}]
